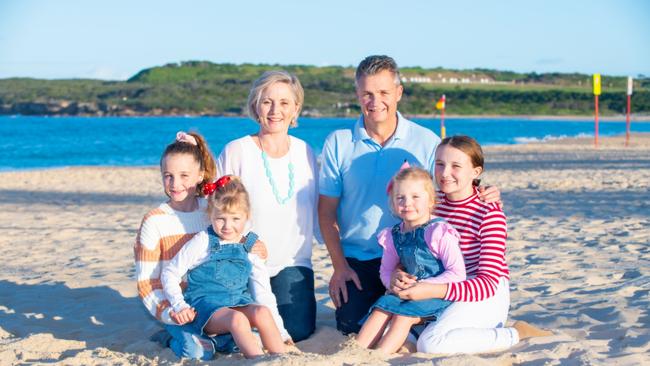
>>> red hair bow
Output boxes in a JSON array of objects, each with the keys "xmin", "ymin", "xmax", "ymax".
[{"xmin": 203, "ymin": 176, "xmax": 231, "ymax": 196}]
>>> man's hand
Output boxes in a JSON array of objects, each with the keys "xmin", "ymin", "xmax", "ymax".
[
  {"xmin": 478, "ymin": 185, "xmax": 502, "ymax": 208},
  {"xmin": 169, "ymin": 307, "xmax": 196, "ymax": 325},
  {"xmin": 329, "ymin": 265, "xmax": 362, "ymax": 308},
  {"xmin": 250, "ymin": 240, "xmax": 268, "ymax": 260},
  {"xmin": 389, "ymin": 268, "xmax": 417, "ymax": 294}
]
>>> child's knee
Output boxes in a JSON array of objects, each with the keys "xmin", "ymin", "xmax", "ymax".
[
  {"xmin": 248, "ymin": 305, "xmax": 273, "ymax": 324},
  {"xmin": 392, "ymin": 315, "xmax": 419, "ymax": 325},
  {"xmin": 227, "ymin": 310, "xmax": 251, "ymax": 330}
]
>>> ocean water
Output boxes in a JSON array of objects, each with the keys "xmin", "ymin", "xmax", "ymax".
[{"xmin": 1, "ymin": 115, "xmax": 648, "ymax": 170}]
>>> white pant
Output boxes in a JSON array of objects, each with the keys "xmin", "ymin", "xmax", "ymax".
[{"xmin": 416, "ymin": 277, "xmax": 519, "ymax": 354}]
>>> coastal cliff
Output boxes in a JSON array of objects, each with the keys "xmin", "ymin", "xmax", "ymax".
[{"xmin": 1, "ymin": 61, "xmax": 648, "ymax": 117}]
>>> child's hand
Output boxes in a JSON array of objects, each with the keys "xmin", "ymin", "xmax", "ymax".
[
  {"xmin": 395, "ymin": 282, "xmax": 438, "ymax": 301},
  {"xmin": 251, "ymin": 240, "xmax": 268, "ymax": 260},
  {"xmin": 390, "ymin": 268, "xmax": 417, "ymax": 294},
  {"xmin": 396, "ymin": 282, "xmax": 448, "ymax": 301},
  {"xmin": 478, "ymin": 185, "xmax": 503, "ymax": 208},
  {"xmin": 170, "ymin": 307, "xmax": 196, "ymax": 325}
]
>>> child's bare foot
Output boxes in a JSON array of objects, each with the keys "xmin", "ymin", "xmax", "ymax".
[
  {"xmin": 285, "ymin": 344, "xmax": 302, "ymax": 354},
  {"xmin": 513, "ymin": 320, "xmax": 553, "ymax": 339},
  {"xmin": 397, "ymin": 340, "xmax": 417, "ymax": 353}
]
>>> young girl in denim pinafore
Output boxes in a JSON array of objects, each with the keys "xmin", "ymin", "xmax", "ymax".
[
  {"xmin": 356, "ymin": 166, "xmax": 466, "ymax": 354},
  {"xmin": 161, "ymin": 175, "xmax": 286, "ymax": 358}
]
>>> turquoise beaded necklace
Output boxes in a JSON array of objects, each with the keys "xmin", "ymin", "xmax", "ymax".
[{"xmin": 259, "ymin": 136, "xmax": 295, "ymax": 205}]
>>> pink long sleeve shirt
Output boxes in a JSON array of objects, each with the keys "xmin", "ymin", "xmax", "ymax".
[{"xmin": 377, "ymin": 219, "xmax": 466, "ymax": 290}]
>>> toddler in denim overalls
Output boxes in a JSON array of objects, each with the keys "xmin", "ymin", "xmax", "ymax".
[
  {"xmin": 356, "ymin": 166, "xmax": 466, "ymax": 354},
  {"xmin": 162, "ymin": 175, "xmax": 286, "ymax": 358},
  {"xmin": 184, "ymin": 226, "xmax": 258, "ymax": 334}
]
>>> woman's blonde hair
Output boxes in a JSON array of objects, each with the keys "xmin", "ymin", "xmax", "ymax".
[
  {"xmin": 206, "ymin": 175, "xmax": 251, "ymax": 218},
  {"xmin": 246, "ymin": 70, "xmax": 304, "ymax": 127},
  {"xmin": 387, "ymin": 167, "xmax": 437, "ymax": 215}
]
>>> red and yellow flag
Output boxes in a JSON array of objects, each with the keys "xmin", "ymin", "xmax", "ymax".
[{"xmin": 435, "ymin": 95, "xmax": 446, "ymax": 110}]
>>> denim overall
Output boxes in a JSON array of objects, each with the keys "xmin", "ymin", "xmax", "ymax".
[
  {"xmin": 184, "ymin": 227, "xmax": 258, "ymax": 335},
  {"xmin": 371, "ymin": 218, "xmax": 452, "ymax": 318}
]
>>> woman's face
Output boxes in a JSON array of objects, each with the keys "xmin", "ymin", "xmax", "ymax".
[{"xmin": 256, "ymin": 82, "xmax": 300, "ymax": 134}]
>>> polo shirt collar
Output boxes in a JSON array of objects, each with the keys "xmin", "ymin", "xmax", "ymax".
[{"xmin": 352, "ymin": 111, "xmax": 408, "ymax": 142}]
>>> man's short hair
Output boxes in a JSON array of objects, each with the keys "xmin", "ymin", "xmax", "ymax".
[{"xmin": 355, "ymin": 55, "xmax": 401, "ymax": 86}]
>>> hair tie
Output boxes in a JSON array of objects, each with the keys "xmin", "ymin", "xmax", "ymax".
[
  {"xmin": 386, "ymin": 160, "xmax": 411, "ymax": 195},
  {"xmin": 203, "ymin": 175, "xmax": 232, "ymax": 196},
  {"xmin": 176, "ymin": 131, "xmax": 198, "ymax": 146},
  {"xmin": 202, "ymin": 182, "xmax": 217, "ymax": 196}
]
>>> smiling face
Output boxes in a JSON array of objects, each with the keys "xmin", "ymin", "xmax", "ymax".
[
  {"xmin": 391, "ymin": 178, "xmax": 435, "ymax": 231},
  {"xmin": 256, "ymin": 82, "xmax": 300, "ymax": 134},
  {"xmin": 434, "ymin": 145, "xmax": 483, "ymax": 201},
  {"xmin": 210, "ymin": 209, "xmax": 248, "ymax": 242},
  {"xmin": 355, "ymin": 69, "xmax": 403, "ymax": 126},
  {"xmin": 161, "ymin": 153, "xmax": 204, "ymax": 211}
]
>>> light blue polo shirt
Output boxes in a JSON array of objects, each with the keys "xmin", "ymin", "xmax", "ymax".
[{"xmin": 319, "ymin": 112, "xmax": 441, "ymax": 260}]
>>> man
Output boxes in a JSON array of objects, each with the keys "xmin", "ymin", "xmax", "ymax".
[{"xmin": 318, "ymin": 55, "xmax": 498, "ymax": 334}]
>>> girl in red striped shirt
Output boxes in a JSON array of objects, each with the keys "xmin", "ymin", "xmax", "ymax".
[{"xmin": 391, "ymin": 135, "xmax": 550, "ymax": 354}]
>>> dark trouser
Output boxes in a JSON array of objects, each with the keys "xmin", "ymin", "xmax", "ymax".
[
  {"xmin": 270, "ymin": 266, "xmax": 316, "ymax": 342},
  {"xmin": 335, "ymin": 257, "xmax": 385, "ymax": 335}
]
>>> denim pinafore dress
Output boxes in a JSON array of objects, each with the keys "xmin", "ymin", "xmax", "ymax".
[
  {"xmin": 371, "ymin": 218, "xmax": 452, "ymax": 318},
  {"xmin": 184, "ymin": 227, "xmax": 258, "ymax": 335}
]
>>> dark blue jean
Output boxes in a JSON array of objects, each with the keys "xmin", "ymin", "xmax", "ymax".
[
  {"xmin": 164, "ymin": 323, "xmax": 237, "ymax": 360},
  {"xmin": 270, "ymin": 266, "xmax": 316, "ymax": 342},
  {"xmin": 335, "ymin": 257, "xmax": 385, "ymax": 335}
]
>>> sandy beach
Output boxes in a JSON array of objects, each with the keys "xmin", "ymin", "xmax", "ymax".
[{"xmin": 1, "ymin": 134, "xmax": 649, "ymax": 365}]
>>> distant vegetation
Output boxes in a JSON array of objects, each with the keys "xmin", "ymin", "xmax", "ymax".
[{"xmin": 1, "ymin": 61, "xmax": 648, "ymax": 117}]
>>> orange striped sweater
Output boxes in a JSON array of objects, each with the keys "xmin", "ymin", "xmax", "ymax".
[{"xmin": 134, "ymin": 199, "xmax": 209, "ymax": 324}]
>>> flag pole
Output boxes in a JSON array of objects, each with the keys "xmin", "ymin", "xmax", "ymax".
[
  {"xmin": 436, "ymin": 94, "xmax": 446, "ymax": 138},
  {"xmin": 441, "ymin": 105, "xmax": 446, "ymax": 139},
  {"xmin": 593, "ymin": 74, "xmax": 601, "ymax": 149},
  {"xmin": 626, "ymin": 76, "xmax": 633, "ymax": 147}
]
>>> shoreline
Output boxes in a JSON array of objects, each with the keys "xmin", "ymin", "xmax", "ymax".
[
  {"xmin": 405, "ymin": 113, "xmax": 650, "ymax": 122},
  {"xmin": 2, "ymin": 133, "xmax": 649, "ymax": 173}
]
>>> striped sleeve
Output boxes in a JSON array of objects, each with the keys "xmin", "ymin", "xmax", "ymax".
[
  {"xmin": 444, "ymin": 208, "xmax": 507, "ymax": 302},
  {"xmin": 134, "ymin": 208, "xmax": 193, "ymax": 324}
]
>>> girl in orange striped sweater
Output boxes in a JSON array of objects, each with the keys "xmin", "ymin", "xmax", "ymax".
[
  {"xmin": 134, "ymin": 132, "xmax": 224, "ymax": 359},
  {"xmin": 134, "ymin": 132, "xmax": 276, "ymax": 360}
]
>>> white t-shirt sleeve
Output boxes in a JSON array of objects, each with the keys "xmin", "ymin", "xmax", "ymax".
[
  {"xmin": 161, "ymin": 232, "xmax": 210, "ymax": 313},
  {"xmin": 248, "ymin": 253, "xmax": 291, "ymax": 341},
  {"xmin": 216, "ymin": 139, "xmax": 243, "ymax": 177}
]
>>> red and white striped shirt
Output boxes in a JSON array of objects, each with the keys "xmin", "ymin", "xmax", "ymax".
[{"xmin": 435, "ymin": 189, "xmax": 509, "ymax": 302}]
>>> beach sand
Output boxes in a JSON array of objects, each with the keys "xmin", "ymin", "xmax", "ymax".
[{"xmin": 1, "ymin": 134, "xmax": 649, "ymax": 365}]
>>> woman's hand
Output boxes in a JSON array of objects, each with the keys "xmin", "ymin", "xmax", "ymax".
[
  {"xmin": 169, "ymin": 307, "xmax": 196, "ymax": 325},
  {"xmin": 395, "ymin": 282, "xmax": 446, "ymax": 301},
  {"xmin": 389, "ymin": 268, "xmax": 417, "ymax": 294},
  {"xmin": 250, "ymin": 240, "xmax": 268, "ymax": 260}
]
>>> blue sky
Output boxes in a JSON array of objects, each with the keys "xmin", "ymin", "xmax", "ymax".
[{"xmin": 1, "ymin": 0, "xmax": 648, "ymax": 80}]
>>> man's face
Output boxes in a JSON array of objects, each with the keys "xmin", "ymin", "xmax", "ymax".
[{"xmin": 355, "ymin": 69, "xmax": 403, "ymax": 126}]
